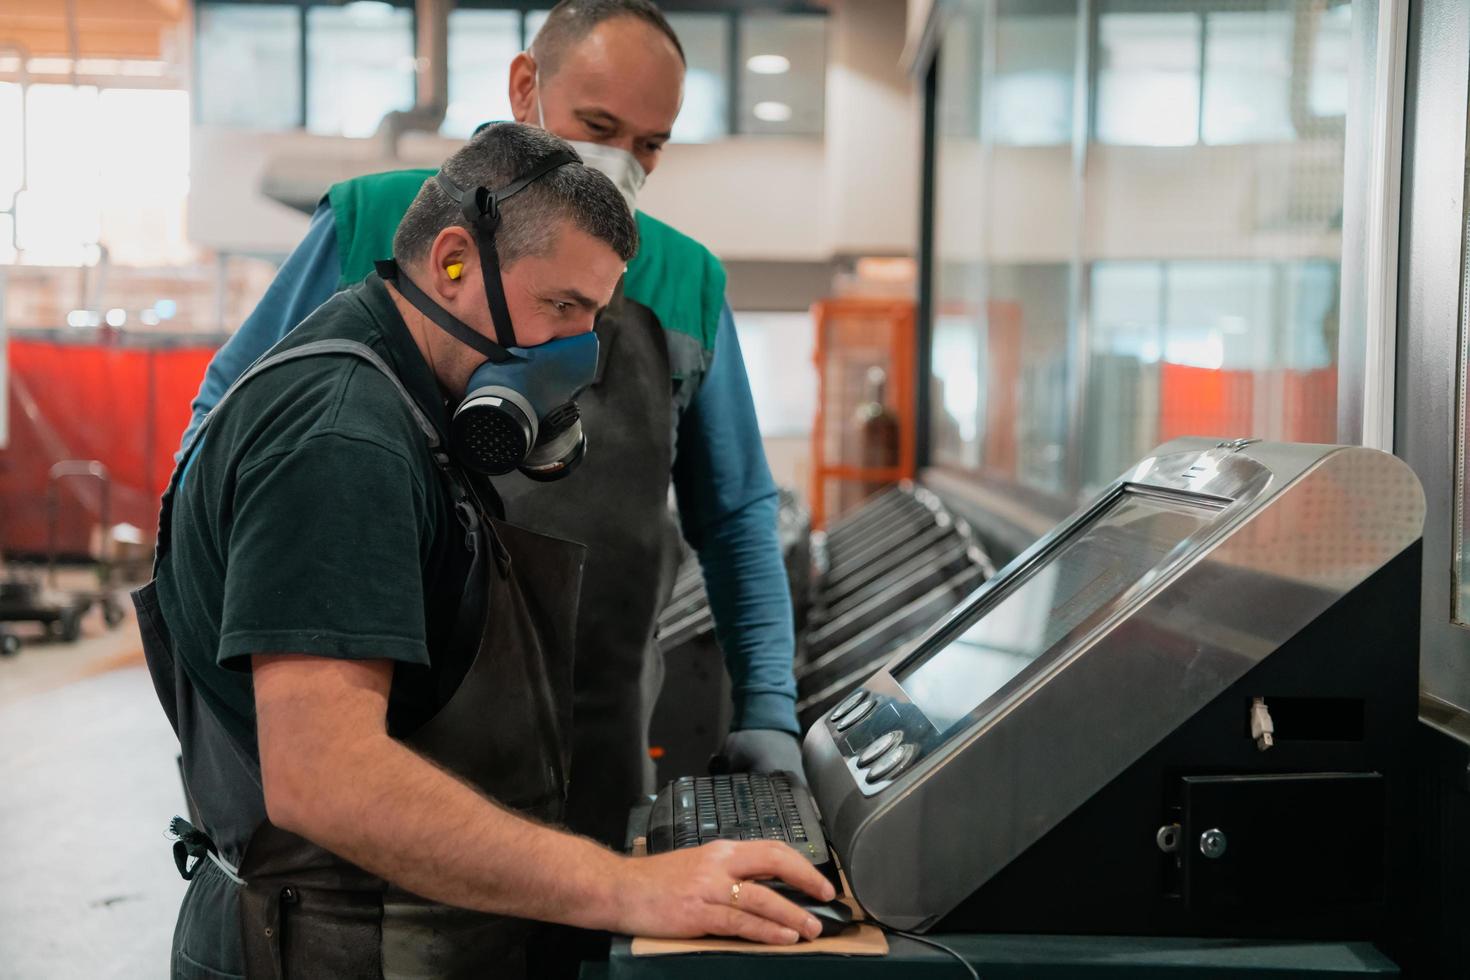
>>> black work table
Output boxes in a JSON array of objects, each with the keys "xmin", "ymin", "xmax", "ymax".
[
  {"xmin": 587, "ymin": 933, "xmax": 1399, "ymax": 979},
  {"xmin": 607, "ymin": 808, "xmax": 1400, "ymax": 978}
]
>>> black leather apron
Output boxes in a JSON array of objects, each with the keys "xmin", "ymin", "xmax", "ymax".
[
  {"xmin": 495, "ymin": 284, "xmax": 682, "ymax": 849},
  {"xmin": 135, "ymin": 340, "xmax": 585, "ymax": 979}
]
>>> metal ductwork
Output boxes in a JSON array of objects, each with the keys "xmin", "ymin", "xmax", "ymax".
[
  {"xmin": 375, "ymin": 0, "xmax": 451, "ymax": 156},
  {"xmin": 260, "ymin": 0, "xmax": 456, "ymax": 214}
]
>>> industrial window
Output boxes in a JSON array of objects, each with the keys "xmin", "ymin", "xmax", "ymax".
[
  {"xmin": 667, "ymin": 13, "xmax": 730, "ymax": 144},
  {"xmin": 191, "ymin": 2, "xmax": 825, "ymax": 142},
  {"xmin": 305, "ymin": 4, "xmax": 415, "ymax": 138},
  {"xmin": 0, "ymin": 82, "xmax": 191, "ymax": 267},
  {"xmin": 1202, "ymin": 10, "xmax": 1297, "ymax": 145},
  {"xmin": 196, "ymin": 4, "xmax": 301, "ymax": 130},
  {"xmin": 990, "ymin": 10, "xmax": 1077, "ymax": 147},
  {"xmin": 442, "ymin": 9, "xmax": 521, "ymax": 139},
  {"xmin": 926, "ymin": 0, "xmax": 1367, "ymax": 501},
  {"xmin": 0, "ymin": 81, "xmax": 20, "ymax": 262},
  {"xmin": 1095, "ymin": 2, "xmax": 1351, "ymax": 148},
  {"xmin": 1096, "ymin": 12, "xmax": 1201, "ymax": 147},
  {"xmin": 738, "ymin": 13, "xmax": 826, "ymax": 137},
  {"xmin": 1308, "ymin": 3, "xmax": 1353, "ymax": 117},
  {"xmin": 524, "ymin": 9, "xmax": 551, "ymax": 42}
]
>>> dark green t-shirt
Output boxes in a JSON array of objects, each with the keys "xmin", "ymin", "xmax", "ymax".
[{"xmin": 157, "ymin": 275, "xmax": 476, "ymax": 753}]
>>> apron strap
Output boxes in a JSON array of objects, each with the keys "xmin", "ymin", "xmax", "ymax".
[
  {"xmin": 168, "ymin": 815, "xmax": 246, "ymax": 885},
  {"xmin": 186, "ymin": 339, "xmax": 447, "ymax": 462},
  {"xmin": 155, "ymin": 333, "xmax": 498, "ymax": 652},
  {"xmin": 156, "ymin": 338, "xmax": 462, "ymax": 576}
]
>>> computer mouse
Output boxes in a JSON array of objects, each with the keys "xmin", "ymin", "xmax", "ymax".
[{"xmin": 765, "ymin": 881, "xmax": 856, "ymax": 939}]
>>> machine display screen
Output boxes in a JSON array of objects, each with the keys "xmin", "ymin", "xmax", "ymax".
[{"xmin": 896, "ymin": 488, "xmax": 1223, "ymax": 734}]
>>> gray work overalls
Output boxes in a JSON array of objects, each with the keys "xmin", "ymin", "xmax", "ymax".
[{"xmin": 135, "ymin": 339, "xmax": 585, "ymax": 979}]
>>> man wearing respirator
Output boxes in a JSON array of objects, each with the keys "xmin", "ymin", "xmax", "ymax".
[{"xmin": 141, "ymin": 123, "xmax": 834, "ymax": 979}]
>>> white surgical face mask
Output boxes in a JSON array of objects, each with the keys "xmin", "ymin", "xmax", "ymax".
[
  {"xmin": 566, "ymin": 140, "xmax": 646, "ymax": 215},
  {"xmin": 535, "ymin": 90, "xmax": 647, "ymax": 214}
]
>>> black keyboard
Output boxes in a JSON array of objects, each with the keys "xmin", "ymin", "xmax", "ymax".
[{"xmin": 644, "ymin": 771, "xmax": 833, "ymax": 872}]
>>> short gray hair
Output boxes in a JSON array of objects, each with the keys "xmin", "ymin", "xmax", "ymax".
[
  {"xmin": 392, "ymin": 122, "xmax": 638, "ymax": 270},
  {"xmin": 531, "ymin": 0, "xmax": 685, "ymax": 81}
]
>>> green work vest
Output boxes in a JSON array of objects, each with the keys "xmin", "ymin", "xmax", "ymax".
[{"xmin": 327, "ymin": 169, "xmax": 726, "ymax": 407}]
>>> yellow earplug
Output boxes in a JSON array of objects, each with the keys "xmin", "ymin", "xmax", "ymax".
[{"xmin": 446, "ymin": 262, "xmax": 464, "ymax": 280}]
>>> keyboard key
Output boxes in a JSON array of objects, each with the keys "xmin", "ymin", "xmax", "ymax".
[{"xmin": 647, "ymin": 772, "xmax": 832, "ymax": 874}]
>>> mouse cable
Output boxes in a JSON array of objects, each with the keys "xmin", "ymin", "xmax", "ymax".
[{"xmin": 880, "ymin": 926, "xmax": 980, "ymax": 980}]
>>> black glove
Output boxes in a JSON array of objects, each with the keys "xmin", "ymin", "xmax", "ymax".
[{"xmin": 713, "ymin": 729, "xmax": 806, "ymax": 784}]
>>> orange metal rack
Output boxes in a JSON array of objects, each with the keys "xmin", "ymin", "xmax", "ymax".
[{"xmin": 809, "ymin": 297, "xmax": 917, "ymax": 530}]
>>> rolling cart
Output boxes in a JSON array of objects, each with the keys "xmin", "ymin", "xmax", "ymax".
[
  {"xmin": 46, "ymin": 460, "xmax": 126, "ymax": 629},
  {"xmin": 0, "ymin": 460, "xmax": 124, "ymax": 647},
  {"xmin": 0, "ymin": 569, "xmax": 91, "ymax": 644}
]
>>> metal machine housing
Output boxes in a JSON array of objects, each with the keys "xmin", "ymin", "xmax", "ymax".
[{"xmin": 803, "ymin": 439, "xmax": 1425, "ymax": 935}]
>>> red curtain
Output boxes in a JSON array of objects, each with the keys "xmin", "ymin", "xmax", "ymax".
[
  {"xmin": 981, "ymin": 301, "xmax": 1023, "ymax": 478},
  {"xmin": 1159, "ymin": 364, "xmax": 1256, "ymax": 443},
  {"xmin": 1160, "ymin": 364, "xmax": 1337, "ymax": 447},
  {"xmin": 1, "ymin": 339, "xmax": 217, "ymax": 556},
  {"xmin": 1278, "ymin": 367, "xmax": 1337, "ymax": 445}
]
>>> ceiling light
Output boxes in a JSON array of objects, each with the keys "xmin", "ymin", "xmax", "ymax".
[
  {"xmin": 752, "ymin": 101, "xmax": 793, "ymax": 123},
  {"xmin": 345, "ymin": 1, "xmax": 395, "ymax": 22},
  {"xmin": 746, "ymin": 54, "xmax": 791, "ymax": 75},
  {"xmin": 105, "ymin": 308, "xmax": 126, "ymax": 327}
]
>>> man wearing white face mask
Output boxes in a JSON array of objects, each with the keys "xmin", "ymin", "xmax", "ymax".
[{"xmin": 181, "ymin": 0, "xmax": 804, "ymax": 858}]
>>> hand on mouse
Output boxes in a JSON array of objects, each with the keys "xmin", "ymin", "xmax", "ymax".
[{"xmin": 609, "ymin": 839, "xmax": 836, "ymax": 945}]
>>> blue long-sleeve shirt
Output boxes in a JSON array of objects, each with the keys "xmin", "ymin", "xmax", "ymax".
[{"xmin": 181, "ymin": 203, "xmax": 799, "ymax": 735}]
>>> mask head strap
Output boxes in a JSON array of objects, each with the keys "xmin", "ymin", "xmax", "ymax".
[
  {"xmin": 375, "ymin": 259, "xmax": 515, "ymax": 364},
  {"xmin": 435, "ymin": 150, "xmax": 578, "ymax": 350}
]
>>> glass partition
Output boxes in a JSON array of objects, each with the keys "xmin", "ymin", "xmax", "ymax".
[
  {"xmin": 929, "ymin": 0, "xmax": 1362, "ymax": 504},
  {"xmin": 932, "ymin": 2, "xmax": 1076, "ymax": 493},
  {"xmin": 1452, "ymin": 139, "xmax": 1470, "ymax": 625}
]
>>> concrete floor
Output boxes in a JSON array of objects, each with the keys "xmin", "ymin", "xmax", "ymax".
[{"xmin": 0, "ymin": 603, "xmax": 186, "ymax": 979}]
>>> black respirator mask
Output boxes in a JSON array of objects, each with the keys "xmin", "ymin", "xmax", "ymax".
[{"xmin": 376, "ymin": 150, "xmax": 599, "ymax": 480}]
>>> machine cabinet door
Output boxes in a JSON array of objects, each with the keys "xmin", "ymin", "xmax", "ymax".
[{"xmin": 1179, "ymin": 773, "xmax": 1385, "ymax": 918}]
